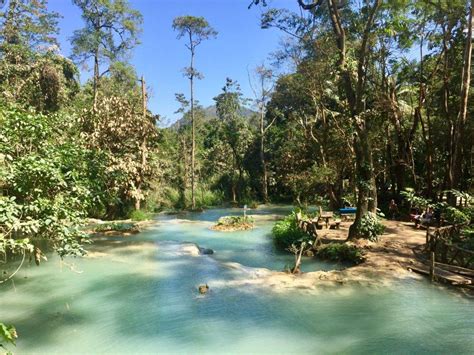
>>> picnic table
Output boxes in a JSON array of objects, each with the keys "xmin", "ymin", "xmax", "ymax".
[{"xmin": 316, "ymin": 207, "xmax": 340, "ymax": 229}]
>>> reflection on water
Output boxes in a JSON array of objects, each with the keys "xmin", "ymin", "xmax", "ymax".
[{"xmin": 1, "ymin": 207, "xmax": 473, "ymax": 353}]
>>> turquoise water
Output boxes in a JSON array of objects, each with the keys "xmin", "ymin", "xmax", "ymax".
[{"xmin": 1, "ymin": 207, "xmax": 474, "ymax": 354}]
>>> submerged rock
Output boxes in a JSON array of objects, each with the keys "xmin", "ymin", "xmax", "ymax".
[
  {"xmin": 198, "ymin": 284, "xmax": 209, "ymax": 294},
  {"xmin": 199, "ymin": 247, "xmax": 214, "ymax": 255}
]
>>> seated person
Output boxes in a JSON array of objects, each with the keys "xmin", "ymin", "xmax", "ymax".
[
  {"xmin": 409, "ymin": 208, "xmax": 420, "ymax": 222},
  {"xmin": 414, "ymin": 207, "xmax": 434, "ymax": 228}
]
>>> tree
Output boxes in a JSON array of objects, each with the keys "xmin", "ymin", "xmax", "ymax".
[
  {"xmin": 0, "ymin": 0, "xmax": 77, "ymax": 112},
  {"xmin": 172, "ymin": 16, "xmax": 217, "ymax": 209},
  {"xmin": 452, "ymin": 0, "xmax": 473, "ymax": 193},
  {"xmin": 276, "ymin": 0, "xmax": 382, "ymax": 239},
  {"xmin": 71, "ymin": 0, "xmax": 143, "ymax": 109},
  {"xmin": 0, "ymin": 0, "xmax": 59, "ymax": 48},
  {"xmin": 214, "ymin": 78, "xmax": 253, "ymax": 203},
  {"xmin": 248, "ymin": 64, "xmax": 275, "ymax": 203},
  {"xmin": 80, "ymin": 95, "xmax": 159, "ymax": 217}
]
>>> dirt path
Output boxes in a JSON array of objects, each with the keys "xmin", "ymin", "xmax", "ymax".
[{"xmin": 304, "ymin": 220, "xmax": 430, "ymax": 284}]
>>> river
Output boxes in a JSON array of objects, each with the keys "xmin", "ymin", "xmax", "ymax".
[{"xmin": 1, "ymin": 207, "xmax": 473, "ymax": 353}]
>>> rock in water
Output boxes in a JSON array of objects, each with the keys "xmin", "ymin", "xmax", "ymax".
[
  {"xmin": 199, "ymin": 247, "xmax": 214, "ymax": 255},
  {"xmin": 198, "ymin": 284, "xmax": 209, "ymax": 294}
]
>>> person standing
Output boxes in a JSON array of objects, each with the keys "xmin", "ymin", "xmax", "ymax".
[{"xmin": 389, "ymin": 199, "xmax": 398, "ymax": 220}]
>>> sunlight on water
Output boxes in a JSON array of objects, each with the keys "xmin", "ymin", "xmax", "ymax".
[{"xmin": 1, "ymin": 207, "xmax": 474, "ymax": 353}]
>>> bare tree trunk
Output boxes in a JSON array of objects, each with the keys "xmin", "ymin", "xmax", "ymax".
[
  {"xmin": 441, "ymin": 23, "xmax": 456, "ymax": 197},
  {"xmin": 452, "ymin": 1, "xmax": 473, "ymax": 191},
  {"xmin": 179, "ymin": 135, "xmax": 188, "ymax": 208},
  {"xmin": 291, "ymin": 241, "xmax": 306, "ymax": 274},
  {"xmin": 190, "ymin": 46, "xmax": 196, "ymax": 210},
  {"xmin": 260, "ymin": 110, "xmax": 269, "ymax": 202},
  {"xmin": 93, "ymin": 48, "xmax": 99, "ymax": 111},
  {"xmin": 135, "ymin": 76, "xmax": 147, "ymax": 210}
]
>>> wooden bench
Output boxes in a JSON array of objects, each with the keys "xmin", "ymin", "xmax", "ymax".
[{"xmin": 339, "ymin": 207, "xmax": 356, "ymax": 221}]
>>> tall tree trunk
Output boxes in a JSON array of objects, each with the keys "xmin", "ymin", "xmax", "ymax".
[
  {"xmin": 452, "ymin": 0, "xmax": 473, "ymax": 191},
  {"xmin": 297, "ymin": 0, "xmax": 380, "ymax": 237},
  {"xmin": 93, "ymin": 48, "xmax": 99, "ymax": 111},
  {"xmin": 260, "ymin": 109, "xmax": 269, "ymax": 203},
  {"xmin": 135, "ymin": 76, "xmax": 147, "ymax": 211},
  {"xmin": 179, "ymin": 135, "xmax": 188, "ymax": 209},
  {"xmin": 190, "ymin": 47, "xmax": 196, "ymax": 209},
  {"xmin": 441, "ymin": 22, "xmax": 456, "ymax": 195},
  {"xmin": 327, "ymin": 0, "xmax": 380, "ymax": 239}
]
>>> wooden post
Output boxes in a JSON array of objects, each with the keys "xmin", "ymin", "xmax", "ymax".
[{"xmin": 430, "ymin": 251, "xmax": 435, "ymax": 282}]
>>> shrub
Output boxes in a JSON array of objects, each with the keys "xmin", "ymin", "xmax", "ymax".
[
  {"xmin": 241, "ymin": 199, "xmax": 259, "ymax": 209},
  {"xmin": 272, "ymin": 212, "xmax": 309, "ymax": 249},
  {"xmin": 401, "ymin": 189, "xmax": 431, "ymax": 210},
  {"xmin": 316, "ymin": 243, "xmax": 365, "ymax": 264},
  {"xmin": 444, "ymin": 207, "xmax": 470, "ymax": 226},
  {"xmin": 185, "ymin": 188, "xmax": 224, "ymax": 209},
  {"xmin": 216, "ymin": 215, "xmax": 254, "ymax": 226},
  {"xmin": 212, "ymin": 215, "xmax": 254, "ymax": 231},
  {"xmin": 462, "ymin": 228, "xmax": 474, "ymax": 250},
  {"xmin": 359, "ymin": 212, "xmax": 385, "ymax": 241},
  {"xmin": 129, "ymin": 209, "xmax": 150, "ymax": 221},
  {"xmin": 94, "ymin": 222, "xmax": 139, "ymax": 233},
  {"xmin": 461, "ymin": 206, "xmax": 474, "ymax": 225}
]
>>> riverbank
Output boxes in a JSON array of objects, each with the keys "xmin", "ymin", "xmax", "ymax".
[
  {"xmin": 85, "ymin": 218, "xmax": 158, "ymax": 237},
  {"xmin": 85, "ymin": 213, "xmax": 470, "ymax": 294},
  {"xmin": 210, "ymin": 220, "xmax": 467, "ymax": 293}
]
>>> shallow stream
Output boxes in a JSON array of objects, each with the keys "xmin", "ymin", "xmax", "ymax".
[{"xmin": 1, "ymin": 207, "xmax": 473, "ymax": 353}]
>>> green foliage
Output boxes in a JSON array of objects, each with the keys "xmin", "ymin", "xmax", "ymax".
[
  {"xmin": 461, "ymin": 206, "xmax": 474, "ymax": 225},
  {"xmin": 94, "ymin": 222, "xmax": 138, "ymax": 233},
  {"xmin": 1, "ymin": 106, "xmax": 90, "ymax": 258},
  {"xmin": 216, "ymin": 215, "xmax": 254, "ymax": 227},
  {"xmin": 447, "ymin": 189, "xmax": 473, "ymax": 205},
  {"xmin": 272, "ymin": 212, "xmax": 309, "ymax": 249},
  {"xmin": 172, "ymin": 16, "xmax": 218, "ymax": 47},
  {"xmin": 0, "ymin": 322, "xmax": 17, "ymax": 352},
  {"xmin": 316, "ymin": 243, "xmax": 365, "ymax": 265},
  {"xmin": 71, "ymin": 0, "xmax": 143, "ymax": 68},
  {"xmin": 80, "ymin": 95, "xmax": 159, "ymax": 217},
  {"xmin": 186, "ymin": 189, "xmax": 224, "ymax": 209},
  {"xmin": 461, "ymin": 228, "xmax": 474, "ymax": 250},
  {"xmin": 128, "ymin": 209, "xmax": 150, "ymax": 221},
  {"xmin": 400, "ymin": 189, "xmax": 431, "ymax": 210},
  {"xmin": 444, "ymin": 207, "xmax": 470, "ymax": 226},
  {"xmin": 359, "ymin": 212, "xmax": 385, "ymax": 242},
  {"xmin": 148, "ymin": 186, "xmax": 224, "ymax": 211}
]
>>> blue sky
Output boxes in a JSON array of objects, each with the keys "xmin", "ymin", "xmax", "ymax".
[{"xmin": 48, "ymin": 0, "xmax": 298, "ymax": 126}]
